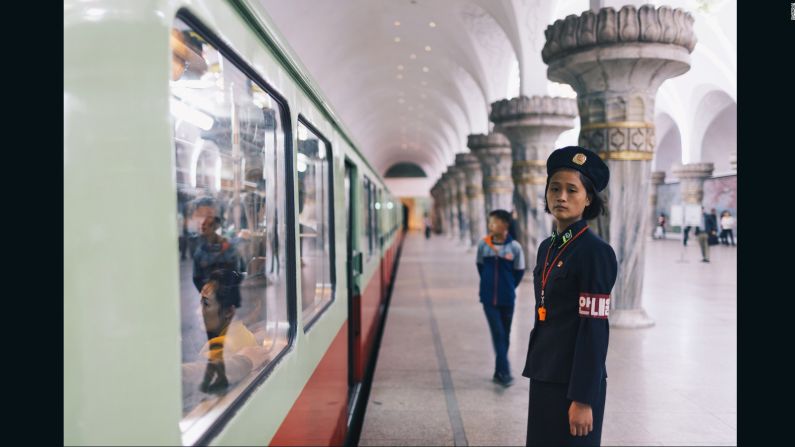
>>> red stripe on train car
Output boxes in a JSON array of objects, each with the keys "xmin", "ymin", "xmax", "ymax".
[
  {"xmin": 360, "ymin": 271, "xmax": 382, "ymax": 370},
  {"xmin": 270, "ymin": 323, "xmax": 349, "ymax": 446}
]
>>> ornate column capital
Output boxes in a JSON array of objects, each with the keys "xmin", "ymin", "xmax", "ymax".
[
  {"xmin": 543, "ymin": 5, "xmax": 696, "ymax": 163},
  {"xmin": 650, "ymin": 171, "xmax": 666, "ymax": 185},
  {"xmin": 672, "ymin": 163, "xmax": 714, "ymax": 205},
  {"xmin": 490, "ymin": 95, "xmax": 578, "ymax": 133},
  {"xmin": 671, "ymin": 163, "xmax": 714, "ymax": 181},
  {"xmin": 542, "ymin": 5, "xmax": 697, "ymax": 65},
  {"xmin": 467, "ymin": 132, "xmax": 513, "ymax": 212}
]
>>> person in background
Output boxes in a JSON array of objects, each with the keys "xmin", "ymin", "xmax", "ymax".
[
  {"xmin": 720, "ymin": 211, "xmax": 736, "ymax": 246},
  {"xmin": 476, "ymin": 209, "xmax": 526, "ymax": 387},
  {"xmin": 695, "ymin": 207, "xmax": 711, "ymax": 263},
  {"xmin": 424, "ymin": 213, "xmax": 432, "ymax": 239},
  {"xmin": 193, "ymin": 214, "xmax": 243, "ymax": 292},
  {"xmin": 707, "ymin": 208, "xmax": 720, "ymax": 246},
  {"xmin": 656, "ymin": 213, "xmax": 666, "ymax": 239}
]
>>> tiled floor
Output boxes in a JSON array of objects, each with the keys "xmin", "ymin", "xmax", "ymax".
[{"xmin": 360, "ymin": 232, "xmax": 736, "ymax": 446}]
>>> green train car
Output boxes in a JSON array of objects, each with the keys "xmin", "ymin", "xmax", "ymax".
[{"xmin": 65, "ymin": 1, "xmax": 404, "ymax": 444}]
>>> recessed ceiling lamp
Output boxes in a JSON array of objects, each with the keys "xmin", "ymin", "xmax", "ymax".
[
  {"xmin": 397, "ymin": 65, "xmax": 404, "ymax": 70},
  {"xmin": 398, "ymin": 98, "xmax": 405, "ymax": 104},
  {"xmin": 410, "ymin": 53, "xmax": 417, "ymax": 59},
  {"xmin": 422, "ymin": 66, "xmax": 429, "ymax": 72},
  {"xmin": 429, "ymin": 21, "xmax": 436, "ymax": 28},
  {"xmin": 394, "ymin": 37, "xmax": 401, "ymax": 43},
  {"xmin": 396, "ymin": 73, "xmax": 403, "ymax": 79},
  {"xmin": 394, "ymin": 20, "xmax": 401, "ymax": 26},
  {"xmin": 424, "ymin": 45, "xmax": 432, "ymax": 52}
]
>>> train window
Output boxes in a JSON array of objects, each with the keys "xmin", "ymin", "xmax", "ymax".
[
  {"xmin": 297, "ymin": 119, "xmax": 335, "ymax": 328},
  {"xmin": 361, "ymin": 176, "xmax": 372, "ymax": 259},
  {"xmin": 171, "ymin": 17, "xmax": 291, "ymax": 440}
]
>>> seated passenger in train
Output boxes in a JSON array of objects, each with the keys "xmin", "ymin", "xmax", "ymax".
[
  {"xmin": 182, "ymin": 269, "xmax": 270, "ymax": 396},
  {"xmin": 192, "ymin": 214, "xmax": 244, "ymax": 293}
]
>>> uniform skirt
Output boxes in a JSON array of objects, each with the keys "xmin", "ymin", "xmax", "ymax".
[{"xmin": 526, "ymin": 378, "xmax": 607, "ymax": 446}]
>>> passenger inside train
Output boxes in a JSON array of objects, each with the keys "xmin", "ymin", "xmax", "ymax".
[{"xmin": 182, "ymin": 269, "xmax": 270, "ymax": 402}]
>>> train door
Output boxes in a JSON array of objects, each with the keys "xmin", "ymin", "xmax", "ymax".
[
  {"xmin": 344, "ymin": 161, "xmax": 363, "ymax": 423},
  {"xmin": 376, "ymin": 188, "xmax": 385, "ymax": 304}
]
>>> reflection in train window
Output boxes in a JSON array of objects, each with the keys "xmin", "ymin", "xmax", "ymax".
[
  {"xmin": 297, "ymin": 120, "xmax": 334, "ymax": 327},
  {"xmin": 171, "ymin": 17, "xmax": 291, "ymax": 442}
]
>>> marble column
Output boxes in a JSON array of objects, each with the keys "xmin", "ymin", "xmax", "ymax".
[
  {"xmin": 449, "ymin": 162, "xmax": 470, "ymax": 245},
  {"xmin": 430, "ymin": 182, "xmax": 444, "ymax": 234},
  {"xmin": 490, "ymin": 96, "xmax": 578, "ymax": 266},
  {"xmin": 440, "ymin": 171, "xmax": 457, "ymax": 239},
  {"xmin": 672, "ymin": 163, "xmax": 713, "ymax": 206},
  {"xmin": 458, "ymin": 152, "xmax": 486, "ymax": 246},
  {"xmin": 467, "ymin": 132, "xmax": 514, "ymax": 214},
  {"xmin": 649, "ymin": 171, "xmax": 665, "ymax": 237},
  {"xmin": 543, "ymin": 5, "xmax": 696, "ymax": 328}
]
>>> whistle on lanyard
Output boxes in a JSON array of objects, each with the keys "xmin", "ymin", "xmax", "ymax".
[{"xmin": 537, "ymin": 306, "xmax": 546, "ymax": 321}]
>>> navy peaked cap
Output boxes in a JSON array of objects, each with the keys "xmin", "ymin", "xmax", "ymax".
[{"xmin": 546, "ymin": 146, "xmax": 610, "ymax": 192}]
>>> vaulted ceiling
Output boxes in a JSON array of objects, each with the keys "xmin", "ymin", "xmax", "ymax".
[{"xmin": 259, "ymin": 0, "xmax": 736, "ymax": 195}]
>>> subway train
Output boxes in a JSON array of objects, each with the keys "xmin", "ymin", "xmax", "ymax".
[{"xmin": 64, "ymin": 1, "xmax": 404, "ymax": 445}]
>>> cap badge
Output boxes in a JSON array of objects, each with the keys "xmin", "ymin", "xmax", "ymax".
[{"xmin": 573, "ymin": 153, "xmax": 587, "ymax": 165}]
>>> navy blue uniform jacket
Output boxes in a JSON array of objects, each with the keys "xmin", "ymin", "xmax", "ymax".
[
  {"xmin": 476, "ymin": 234, "xmax": 526, "ymax": 306},
  {"xmin": 521, "ymin": 219, "xmax": 618, "ymax": 406}
]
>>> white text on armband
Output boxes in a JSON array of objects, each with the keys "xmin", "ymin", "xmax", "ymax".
[{"xmin": 578, "ymin": 294, "xmax": 610, "ymax": 319}]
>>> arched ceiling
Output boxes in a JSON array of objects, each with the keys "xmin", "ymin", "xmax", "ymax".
[
  {"xmin": 259, "ymin": 0, "xmax": 552, "ymax": 182},
  {"xmin": 259, "ymin": 0, "xmax": 736, "ymax": 193}
]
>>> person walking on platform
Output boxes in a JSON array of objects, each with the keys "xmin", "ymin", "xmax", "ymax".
[
  {"xmin": 696, "ymin": 207, "xmax": 711, "ymax": 262},
  {"xmin": 522, "ymin": 146, "xmax": 618, "ymax": 446},
  {"xmin": 476, "ymin": 209, "xmax": 526, "ymax": 387}
]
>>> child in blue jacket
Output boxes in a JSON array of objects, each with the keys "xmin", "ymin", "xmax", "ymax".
[{"xmin": 476, "ymin": 209, "xmax": 525, "ymax": 386}]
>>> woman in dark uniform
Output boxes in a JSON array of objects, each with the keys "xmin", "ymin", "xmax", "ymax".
[{"xmin": 522, "ymin": 146, "xmax": 618, "ymax": 446}]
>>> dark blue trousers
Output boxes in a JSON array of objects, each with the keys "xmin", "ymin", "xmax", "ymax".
[{"xmin": 482, "ymin": 303, "xmax": 515, "ymax": 376}]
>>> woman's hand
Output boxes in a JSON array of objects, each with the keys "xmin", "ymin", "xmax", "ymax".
[{"xmin": 568, "ymin": 401, "xmax": 593, "ymax": 436}]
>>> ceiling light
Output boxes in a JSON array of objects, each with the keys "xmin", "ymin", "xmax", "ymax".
[
  {"xmin": 429, "ymin": 21, "xmax": 436, "ymax": 28},
  {"xmin": 394, "ymin": 20, "xmax": 401, "ymax": 26},
  {"xmin": 396, "ymin": 73, "xmax": 403, "ymax": 79},
  {"xmin": 398, "ymin": 98, "xmax": 405, "ymax": 104},
  {"xmin": 410, "ymin": 53, "xmax": 417, "ymax": 59},
  {"xmin": 394, "ymin": 37, "xmax": 401, "ymax": 43},
  {"xmin": 425, "ymin": 45, "xmax": 431, "ymax": 52},
  {"xmin": 397, "ymin": 65, "xmax": 404, "ymax": 70},
  {"xmin": 422, "ymin": 66, "xmax": 429, "ymax": 72}
]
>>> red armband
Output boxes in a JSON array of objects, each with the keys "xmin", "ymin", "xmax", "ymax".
[{"xmin": 578, "ymin": 293, "xmax": 610, "ymax": 319}]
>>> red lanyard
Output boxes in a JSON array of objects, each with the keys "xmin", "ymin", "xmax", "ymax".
[{"xmin": 538, "ymin": 225, "xmax": 589, "ymax": 321}]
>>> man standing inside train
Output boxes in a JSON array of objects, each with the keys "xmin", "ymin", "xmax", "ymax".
[{"xmin": 476, "ymin": 209, "xmax": 526, "ymax": 387}]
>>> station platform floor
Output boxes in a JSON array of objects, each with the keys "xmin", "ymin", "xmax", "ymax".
[{"xmin": 360, "ymin": 231, "xmax": 736, "ymax": 446}]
